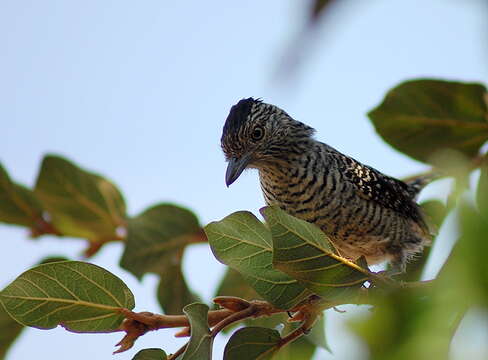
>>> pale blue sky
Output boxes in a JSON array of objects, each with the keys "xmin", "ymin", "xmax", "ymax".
[{"xmin": 1, "ymin": 1, "xmax": 487, "ymax": 359}]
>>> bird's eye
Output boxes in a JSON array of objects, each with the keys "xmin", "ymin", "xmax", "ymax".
[{"xmin": 251, "ymin": 126, "xmax": 265, "ymax": 141}]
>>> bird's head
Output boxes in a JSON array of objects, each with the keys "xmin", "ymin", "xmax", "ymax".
[{"xmin": 221, "ymin": 97, "xmax": 315, "ymax": 186}]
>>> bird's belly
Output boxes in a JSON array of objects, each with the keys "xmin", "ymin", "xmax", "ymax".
[{"xmin": 264, "ymin": 192, "xmax": 399, "ymax": 265}]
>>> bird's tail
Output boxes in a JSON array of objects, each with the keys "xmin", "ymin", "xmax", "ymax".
[{"xmin": 404, "ymin": 172, "xmax": 442, "ymax": 198}]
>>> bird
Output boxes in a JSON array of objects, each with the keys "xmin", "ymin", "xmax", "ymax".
[{"xmin": 220, "ymin": 98, "xmax": 433, "ymax": 273}]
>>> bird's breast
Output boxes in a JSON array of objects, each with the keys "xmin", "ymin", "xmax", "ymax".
[{"xmin": 259, "ymin": 164, "xmax": 396, "ymax": 242}]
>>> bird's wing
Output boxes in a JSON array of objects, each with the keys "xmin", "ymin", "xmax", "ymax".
[{"xmin": 337, "ymin": 154, "xmax": 431, "ymax": 233}]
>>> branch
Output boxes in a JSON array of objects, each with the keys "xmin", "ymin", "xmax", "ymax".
[{"xmin": 113, "ymin": 279, "xmax": 437, "ymax": 355}]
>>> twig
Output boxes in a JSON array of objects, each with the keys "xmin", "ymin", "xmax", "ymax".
[{"xmin": 114, "ymin": 278, "xmax": 438, "ymax": 354}]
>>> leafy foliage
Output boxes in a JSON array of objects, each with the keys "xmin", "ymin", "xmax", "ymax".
[{"xmin": 1, "ymin": 78, "xmax": 488, "ymax": 359}]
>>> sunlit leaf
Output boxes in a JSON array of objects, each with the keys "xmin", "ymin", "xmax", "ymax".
[
  {"xmin": 132, "ymin": 348, "xmax": 167, "ymax": 360},
  {"xmin": 180, "ymin": 303, "xmax": 212, "ymax": 360},
  {"xmin": 0, "ymin": 162, "xmax": 45, "ymax": 231},
  {"xmin": 205, "ymin": 211, "xmax": 312, "ymax": 310},
  {"xmin": 120, "ymin": 203, "xmax": 201, "ymax": 279},
  {"xmin": 157, "ymin": 262, "xmax": 200, "ymax": 315},
  {"xmin": 0, "ymin": 261, "xmax": 134, "ymax": 332},
  {"xmin": 223, "ymin": 327, "xmax": 280, "ymax": 360},
  {"xmin": 34, "ymin": 155, "xmax": 127, "ymax": 241},
  {"xmin": 261, "ymin": 207, "xmax": 369, "ymax": 299},
  {"xmin": 369, "ymin": 79, "xmax": 488, "ymax": 163}
]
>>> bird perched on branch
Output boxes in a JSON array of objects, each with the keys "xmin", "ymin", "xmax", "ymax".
[{"xmin": 221, "ymin": 98, "xmax": 433, "ymax": 273}]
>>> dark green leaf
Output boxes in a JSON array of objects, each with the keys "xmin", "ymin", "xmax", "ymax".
[
  {"xmin": 369, "ymin": 79, "xmax": 488, "ymax": 163},
  {"xmin": 34, "ymin": 155, "xmax": 127, "ymax": 240},
  {"xmin": 132, "ymin": 348, "xmax": 167, "ymax": 360},
  {"xmin": 157, "ymin": 263, "xmax": 200, "ymax": 315},
  {"xmin": 205, "ymin": 211, "xmax": 312, "ymax": 310},
  {"xmin": 0, "ymin": 261, "xmax": 135, "ymax": 332},
  {"xmin": 261, "ymin": 207, "xmax": 369, "ymax": 299},
  {"xmin": 0, "ymin": 162, "xmax": 44, "ymax": 230},
  {"xmin": 223, "ymin": 327, "xmax": 281, "ymax": 360},
  {"xmin": 38, "ymin": 256, "xmax": 70, "ymax": 265},
  {"xmin": 275, "ymin": 325, "xmax": 316, "ymax": 360},
  {"xmin": 0, "ymin": 303, "xmax": 23, "ymax": 360},
  {"xmin": 120, "ymin": 203, "xmax": 201, "ymax": 279},
  {"xmin": 181, "ymin": 303, "xmax": 212, "ymax": 360},
  {"xmin": 269, "ymin": 315, "xmax": 329, "ymax": 360},
  {"xmin": 214, "ymin": 268, "xmax": 260, "ymax": 301}
]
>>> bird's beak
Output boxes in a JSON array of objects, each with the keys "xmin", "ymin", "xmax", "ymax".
[{"xmin": 225, "ymin": 154, "xmax": 251, "ymax": 187}]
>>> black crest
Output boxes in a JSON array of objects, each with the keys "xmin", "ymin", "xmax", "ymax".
[{"xmin": 222, "ymin": 98, "xmax": 261, "ymax": 135}]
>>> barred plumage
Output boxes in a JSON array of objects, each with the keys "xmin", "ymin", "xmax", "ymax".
[{"xmin": 221, "ymin": 98, "xmax": 432, "ymax": 272}]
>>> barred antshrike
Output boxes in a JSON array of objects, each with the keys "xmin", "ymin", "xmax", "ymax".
[{"xmin": 221, "ymin": 98, "xmax": 432, "ymax": 272}]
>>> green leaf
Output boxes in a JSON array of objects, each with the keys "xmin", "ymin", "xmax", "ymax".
[
  {"xmin": 0, "ymin": 162, "xmax": 44, "ymax": 230},
  {"xmin": 223, "ymin": 327, "xmax": 281, "ymax": 360},
  {"xmin": 214, "ymin": 268, "xmax": 260, "ymax": 301},
  {"xmin": 205, "ymin": 211, "xmax": 312, "ymax": 310},
  {"xmin": 477, "ymin": 163, "xmax": 488, "ymax": 216},
  {"xmin": 120, "ymin": 203, "xmax": 201, "ymax": 279},
  {"xmin": 369, "ymin": 79, "xmax": 488, "ymax": 163},
  {"xmin": 157, "ymin": 263, "xmax": 200, "ymax": 315},
  {"xmin": 0, "ymin": 261, "xmax": 135, "ymax": 332},
  {"xmin": 180, "ymin": 303, "xmax": 212, "ymax": 360},
  {"xmin": 215, "ymin": 269, "xmax": 292, "ymax": 333},
  {"xmin": 458, "ymin": 204, "xmax": 488, "ymax": 304},
  {"xmin": 0, "ymin": 303, "xmax": 24, "ymax": 360},
  {"xmin": 261, "ymin": 207, "xmax": 369, "ymax": 299},
  {"xmin": 34, "ymin": 155, "xmax": 127, "ymax": 241},
  {"xmin": 273, "ymin": 330, "xmax": 315, "ymax": 360},
  {"xmin": 132, "ymin": 348, "xmax": 167, "ymax": 360},
  {"xmin": 303, "ymin": 315, "xmax": 328, "ymax": 351},
  {"xmin": 271, "ymin": 315, "xmax": 329, "ymax": 360},
  {"xmin": 420, "ymin": 199, "xmax": 448, "ymax": 230},
  {"xmin": 349, "ymin": 288, "xmax": 452, "ymax": 360}
]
